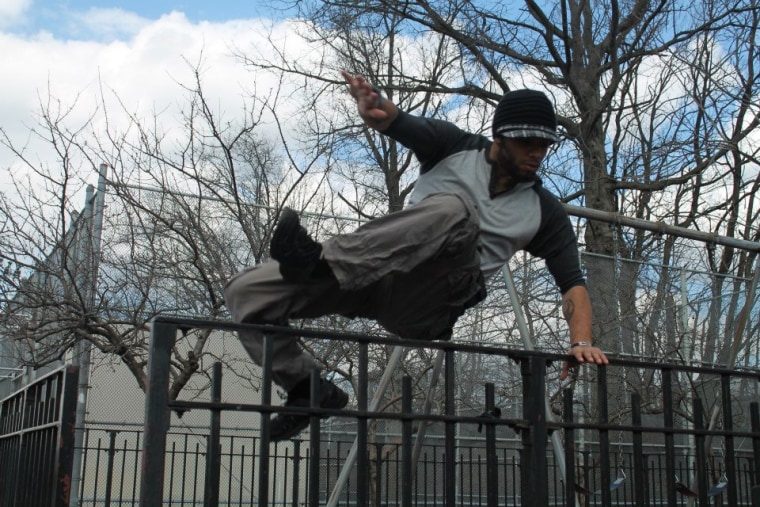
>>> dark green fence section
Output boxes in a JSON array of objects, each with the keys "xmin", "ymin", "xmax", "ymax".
[{"xmin": 0, "ymin": 366, "xmax": 79, "ymax": 507}]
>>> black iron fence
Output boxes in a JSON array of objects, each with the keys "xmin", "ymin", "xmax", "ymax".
[
  {"xmin": 76, "ymin": 425, "xmax": 758, "ymax": 507},
  {"xmin": 0, "ymin": 365, "xmax": 79, "ymax": 507},
  {"xmin": 139, "ymin": 316, "xmax": 760, "ymax": 507}
]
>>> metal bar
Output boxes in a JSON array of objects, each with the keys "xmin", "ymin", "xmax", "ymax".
[
  {"xmin": 525, "ymin": 356, "xmax": 548, "ymax": 506},
  {"xmin": 631, "ymin": 392, "xmax": 647, "ymax": 506},
  {"xmin": 751, "ymin": 402, "xmax": 760, "ymax": 487},
  {"xmin": 562, "ymin": 388, "xmax": 575, "ymax": 507},
  {"xmin": 520, "ymin": 358, "xmax": 533, "ymax": 507},
  {"xmin": 326, "ymin": 346, "xmax": 407, "ymax": 507},
  {"xmin": 139, "ymin": 319, "xmax": 176, "ymax": 507},
  {"xmin": 356, "ymin": 343, "xmax": 369, "ymax": 507},
  {"xmin": 308, "ymin": 369, "xmax": 321, "ymax": 507},
  {"xmin": 204, "ymin": 362, "xmax": 222, "ymax": 507},
  {"xmin": 502, "ymin": 266, "xmax": 568, "ymax": 482},
  {"xmin": 662, "ymin": 368, "xmax": 678, "ymax": 506},
  {"xmin": 401, "ymin": 376, "xmax": 412, "ymax": 507},
  {"xmin": 257, "ymin": 334, "xmax": 274, "ymax": 507},
  {"xmin": 138, "ymin": 317, "xmax": 760, "ymax": 379},
  {"xmin": 412, "ymin": 350, "xmax": 445, "ymax": 472},
  {"xmin": 721, "ymin": 373, "xmax": 738, "ymax": 506},
  {"xmin": 564, "ymin": 203, "xmax": 760, "ymax": 252},
  {"xmin": 104, "ymin": 431, "xmax": 117, "ymax": 507},
  {"xmin": 693, "ymin": 398, "xmax": 709, "ymax": 506},
  {"xmin": 54, "ymin": 366, "xmax": 79, "ymax": 507},
  {"xmin": 484, "ymin": 383, "xmax": 498, "ymax": 507},
  {"xmin": 444, "ymin": 349, "xmax": 456, "ymax": 507},
  {"xmin": 597, "ymin": 365, "xmax": 611, "ymax": 506},
  {"xmin": 291, "ymin": 440, "xmax": 301, "ymax": 507}
]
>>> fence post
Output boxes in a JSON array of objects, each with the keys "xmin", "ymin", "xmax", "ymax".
[
  {"xmin": 563, "ymin": 388, "xmax": 575, "ymax": 507},
  {"xmin": 751, "ymin": 402, "xmax": 760, "ymax": 507},
  {"xmin": 104, "ymin": 431, "xmax": 118, "ymax": 507},
  {"xmin": 444, "ymin": 349, "xmax": 457, "ymax": 507},
  {"xmin": 521, "ymin": 356, "xmax": 548, "ymax": 507},
  {"xmin": 693, "ymin": 398, "xmax": 709, "ymax": 507},
  {"xmin": 721, "ymin": 374, "xmax": 738, "ymax": 506},
  {"xmin": 631, "ymin": 392, "xmax": 647, "ymax": 506},
  {"xmin": 203, "ymin": 362, "xmax": 222, "ymax": 507},
  {"xmin": 401, "ymin": 376, "xmax": 413, "ymax": 507},
  {"xmin": 484, "ymin": 383, "xmax": 498, "ymax": 507},
  {"xmin": 597, "ymin": 365, "xmax": 611, "ymax": 507},
  {"xmin": 139, "ymin": 318, "xmax": 176, "ymax": 507}
]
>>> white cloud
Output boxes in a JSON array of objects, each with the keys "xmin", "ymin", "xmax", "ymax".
[
  {"xmin": 68, "ymin": 7, "xmax": 150, "ymax": 40},
  {"xmin": 0, "ymin": 13, "xmax": 308, "ymax": 188},
  {"xmin": 0, "ymin": 0, "xmax": 32, "ymax": 28}
]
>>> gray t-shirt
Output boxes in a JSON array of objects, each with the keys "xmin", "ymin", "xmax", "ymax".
[{"xmin": 384, "ymin": 110, "xmax": 585, "ymax": 294}]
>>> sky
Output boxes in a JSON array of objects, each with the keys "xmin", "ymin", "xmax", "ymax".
[{"xmin": 0, "ymin": 0, "xmax": 306, "ymax": 187}]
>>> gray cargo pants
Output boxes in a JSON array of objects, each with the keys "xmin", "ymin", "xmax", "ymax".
[{"xmin": 224, "ymin": 192, "xmax": 484, "ymax": 391}]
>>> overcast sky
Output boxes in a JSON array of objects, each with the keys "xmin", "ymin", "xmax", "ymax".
[{"xmin": 0, "ymin": 0, "xmax": 305, "ymax": 184}]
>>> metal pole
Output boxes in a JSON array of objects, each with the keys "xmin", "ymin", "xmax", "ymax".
[
  {"xmin": 411, "ymin": 349, "xmax": 445, "ymax": 470},
  {"xmin": 326, "ymin": 345, "xmax": 407, "ymax": 507},
  {"xmin": 70, "ymin": 163, "xmax": 107, "ymax": 506},
  {"xmin": 564, "ymin": 204, "xmax": 760, "ymax": 252},
  {"xmin": 502, "ymin": 266, "xmax": 568, "ymax": 479}
]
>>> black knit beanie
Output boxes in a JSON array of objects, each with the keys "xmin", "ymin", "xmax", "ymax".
[{"xmin": 492, "ymin": 89, "xmax": 558, "ymax": 142}]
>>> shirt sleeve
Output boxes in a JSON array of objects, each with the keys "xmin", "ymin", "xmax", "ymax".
[
  {"xmin": 525, "ymin": 186, "xmax": 586, "ymax": 294},
  {"xmin": 383, "ymin": 110, "xmax": 490, "ymax": 174}
]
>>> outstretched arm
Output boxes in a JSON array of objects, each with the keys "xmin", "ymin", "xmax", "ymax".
[
  {"xmin": 560, "ymin": 285, "xmax": 609, "ymax": 380},
  {"xmin": 342, "ymin": 71, "xmax": 399, "ymax": 132}
]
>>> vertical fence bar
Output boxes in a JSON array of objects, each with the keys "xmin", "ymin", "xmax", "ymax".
[
  {"xmin": 57, "ymin": 367, "xmax": 79, "ymax": 507},
  {"xmin": 356, "ymin": 343, "xmax": 369, "ymax": 507},
  {"xmin": 204, "ymin": 362, "xmax": 222, "ymax": 507},
  {"xmin": 662, "ymin": 368, "xmax": 678, "ymax": 506},
  {"xmin": 375, "ymin": 443, "xmax": 382, "ymax": 507},
  {"xmin": 484, "ymin": 383, "xmax": 498, "ymax": 507},
  {"xmin": 563, "ymin": 388, "xmax": 575, "ymax": 507},
  {"xmin": 308, "ymin": 368, "xmax": 321, "ymax": 507},
  {"xmin": 444, "ymin": 349, "xmax": 456, "ymax": 507},
  {"xmin": 104, "ymin": 431, "xmax": 117, "ymax": 507},
  {"xmin": 631, "ymin": 392, "xmax": 647, "ymax": 506},
  {"xmin": 140, "ymin": 318, "xmax": 177, "ymax": 507},
  {"xmin": 526, "ymin": 356, "xmax": 548, "ymax": 507},
  {"xmin": 401, "ymin": 376, "xmax": 412, "ymax": 507},
  {"xmin": 750, "ymin": 402, "xmax": 760, "ymax": 506},
  {"xmin": 597, "ymin": 365, "xmax": 611, "ymax": 506},
  {"xmin": 721, "ymin": 373, "xmax": 738, "ymax": 506},
  {"xmin": 693, "ymin": 398, "xmax": 708, "ymax": 507},
  {"xmin": 257, "ymin": 333, "xmax": 274, "ymax": 507},
  {"xmin": 291, "ymin": 440, "xmax": 302, "ymax": 507},
  {"xmin": 520, "ymin": 358, "xmax": 533, "ymax": 507}
]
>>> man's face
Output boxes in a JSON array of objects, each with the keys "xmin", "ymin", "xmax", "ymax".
[{"xmin": 493, "ymin": 137, "xmax": 552, "ymax": 182}]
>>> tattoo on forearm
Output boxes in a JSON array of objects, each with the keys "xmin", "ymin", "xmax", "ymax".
[{"xmin": 563, "ymin": 300, "xmax": 575, "ymax": 321}]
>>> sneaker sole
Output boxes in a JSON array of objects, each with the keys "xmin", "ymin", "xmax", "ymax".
[
  {"xmin": 270, "ymin": 208, "xmax": 300, "ymax": 260},
  {"xmin": 270, "ymin": 208, "xmax": 316, "ymax": 282}
]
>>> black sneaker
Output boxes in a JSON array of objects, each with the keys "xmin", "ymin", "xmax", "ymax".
[
  {"xmin": 269, "ymin": 379, "xmax": 349, "ymax": 442},
  {"xmin": 270, "ymin": 208, "xmax": 323, "ymax": 282}
]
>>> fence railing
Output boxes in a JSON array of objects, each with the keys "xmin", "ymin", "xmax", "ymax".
[
  {"xmin": 76, "ymin": 425, "xmax": 759, "ymax": 507},
  {"xmin": 140, "ymin": 316, "xmax": 760, "ymax": 507},
  {"xmin": 0, "ymin": 365, "xmax": 79, "ymax": 507}
]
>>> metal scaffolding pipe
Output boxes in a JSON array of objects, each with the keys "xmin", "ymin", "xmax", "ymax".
[{"xmin": 564, "ymin": 204, "xmax": 760, "ymax": 252}]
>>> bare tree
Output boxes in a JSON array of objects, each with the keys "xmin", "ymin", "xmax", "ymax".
[{"xmin": 0, "ymin": 61, "xmax": 337, "ymax": 399}]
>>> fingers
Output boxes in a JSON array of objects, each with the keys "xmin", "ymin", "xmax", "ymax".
[
  {"xmin": 570, "ymin": 346, "xmax": 609, "ymax": 366},
  {"xmin": 341, "ymin": 70, "xmax": 370, "ymax": 98},
  {"xmin": 561, "ymin": 346, "xmax": 609, "ymax": 380}
]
